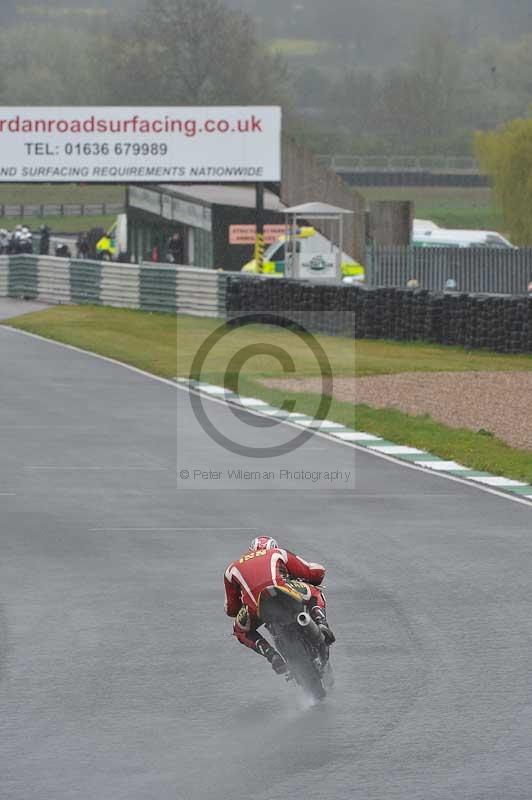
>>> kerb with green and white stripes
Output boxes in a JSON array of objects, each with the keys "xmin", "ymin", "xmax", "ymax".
[{"xmin": 179, "ymin": 379, "xmax": 532, "ymax": 503}]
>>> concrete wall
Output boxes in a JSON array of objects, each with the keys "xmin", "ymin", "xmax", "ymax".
[
  {"xmin": 281, "ymin": 136, "xmax": 366, "ymax": 262},
  {"xmin": 368, "ymin": 201, "xmax": 413, "ymax": 246}
]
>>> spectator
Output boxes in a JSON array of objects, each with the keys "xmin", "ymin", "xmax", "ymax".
[
  {"xmin": 0, "ymin": 224, "xmax": 40, "ymax": 254},
  {"xmin": 406, "ymin": 278, "xmax": 419, "ymax": 289},
  {"xmin": 0, "ymin": 229, "xmax": 9, "ymax": 254},
  {"xmin": 55, "ymin": 242, "xmax": 71, "ymax": 258},
  {"xmin": 445, "ymin": 278, "xmax": 458, "ymax": 291},
  {"xmin": 167, "ymin": 231, "xmax": 184, "ymax": 264},
  {"xmin": 8, "ymin": 225, "xmax": 23, "ymax": 254},
  {"xmin": 39, "ymin": 225, "xmax": 51, "ymax": 256},
  {"xmin": 76, "ymin": 232, "xmax": 90, "ymax": 259},
  {"xmin": 19, "ymin": 226, "xmax": 33, "ymax": 254},
  {"xmin": 87, "ymin": 227, "xmax": 105, "ymax": 260}
]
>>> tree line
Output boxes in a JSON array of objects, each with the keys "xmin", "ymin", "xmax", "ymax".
[
  {"xmin": 0, "ymin": 0, "xmax": 290, "ymax": 107},
  {"xmin": 1, "ymin": 0, "xmax": 532, "ymax": 157},
  {"xmin": 292, "ymin": 25, "xmax": 532, "ymax": 155},
  {"xmin": 2, "ymin": 0, "xmax": 532, "ymax": 240},
  {"xmin": 228, "ymin": 0, "xmax": 532, "ymax": 66}
]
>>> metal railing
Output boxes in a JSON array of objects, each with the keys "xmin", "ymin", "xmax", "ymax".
[
  {"xmin": 316, "ymin": 155, "xmax": 480, "ymax": 173},
  {"xmin": 365, "ymin": 246, "xmax": 532, "ymax": 295},
  {"xmin": 0, "ymin": 202, "xmax": 124, "ymax": 219}
]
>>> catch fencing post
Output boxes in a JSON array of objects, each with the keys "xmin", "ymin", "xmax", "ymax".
[{"xmin": 255, "ymin": 182, "xmax": 265, "ymax": 273}]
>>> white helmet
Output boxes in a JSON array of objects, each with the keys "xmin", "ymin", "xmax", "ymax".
[{"xmin": 249, "ymin": 536, "xmax": 279, "ymax": 552}]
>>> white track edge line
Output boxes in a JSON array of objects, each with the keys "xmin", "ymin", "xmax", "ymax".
[{"xmin": 4, "ymin": 325, "xmax": 531, "ymax": 511}]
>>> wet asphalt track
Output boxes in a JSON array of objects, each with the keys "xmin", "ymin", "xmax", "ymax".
[
  {"xmin": 0, "ymin": 298, "xmax": 49, "ymax": 320},
  {"xmin": 1, "ymin": 325, "xmax": 532, "ymax": 800}
]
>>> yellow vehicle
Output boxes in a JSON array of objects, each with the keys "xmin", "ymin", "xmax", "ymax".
[{"xmin": 242, "ymin": 226, "xmax": 365, "ymax": 281}]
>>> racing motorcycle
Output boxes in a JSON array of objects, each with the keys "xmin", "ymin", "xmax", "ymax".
[{"xmin": 258, "ymin": 581, "xmax": 333, "ymax": 701}]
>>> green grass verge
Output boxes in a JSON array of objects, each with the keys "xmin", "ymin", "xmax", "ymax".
[
  {"xmin": 6, "ymin": 305, "xmax": 532, "ymax": 378},
  {"xmin": 0, "ymin": 184, "xmax": 125, "ymax": 205},
  {"xmin": 361, "ymin": 185, "xmax": 493, "ymax": 205},
  {"xmin": 4, "ymin": 305, "xmax": 532, "ymax": 483},
  {"xmin": 417, "ymin": 206, "xmax": 502, "ymax": 231},
  {"xmin": 0, "ymin": 183, "xmax": 123, "ymax": 233},
  {"xmin": 235, "ymin": 377, "xmax": 532, "ymax": 485},
  {"xmin": 1, "ymin": 215, "xmax": 116, "ymax": 234},
  {"xmin": 360, "ymin": 186, "xmax": 504, "ymax": 232}
]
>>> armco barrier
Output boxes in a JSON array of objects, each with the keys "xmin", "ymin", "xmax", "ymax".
[
  {"xmin": 0, "ymin": 255, "xmax": 222, "ymax": 317},
  {"xmin": 0, "ymin": 255, "xmax": 9, "ymax": 297},
  {"xmin": 100, "ymin": 262, "xmax": 140, "ymax": 309},
  {"xmin": 8, "ymin": 254, "xmax": 39, "ymax": 300},
  {"xmin": 224, "ymin": 275, "xmax": 532, "ymax": 354},
  {"xmin": 38, "ymin": 256, "xmax": 71, "ymax": 304},
  {"xmin": 70, "ymin": 259, "xmax": 102, "ymax": 305},
  {"xmin": 140, "ymin": 265, "xmax": 177, "ymax": 314},
  {"xmin": 177, "ymin": 267, "xmax": 221, "ymax": 317}
]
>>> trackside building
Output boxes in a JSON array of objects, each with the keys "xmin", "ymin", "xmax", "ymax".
[{"xmin": 126, "ymin": 184, "xmax": 285, "ymax": 270}]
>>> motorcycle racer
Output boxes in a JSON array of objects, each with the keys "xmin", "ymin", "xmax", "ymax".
[{"xmin": 224, "ymin": 536, "xmax": 335, "ymax": 675}]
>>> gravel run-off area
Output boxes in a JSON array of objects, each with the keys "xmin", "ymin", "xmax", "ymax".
[{"xmin": 263, "ymin": 371, "xmax": 532, "ymax": 451}]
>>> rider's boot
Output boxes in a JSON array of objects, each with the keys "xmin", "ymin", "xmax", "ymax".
[
  {"xmin": 309, "ymin": 604, "xmax": 336, "ymax": 645},
  {"xmin": 255, "ymin": 637, "xmax": 288, "ymax": 675}
]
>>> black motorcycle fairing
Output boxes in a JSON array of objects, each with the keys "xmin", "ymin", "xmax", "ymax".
[{"xmin": 258, "ymin": 584, "xmax": 331, "ymax": 701}]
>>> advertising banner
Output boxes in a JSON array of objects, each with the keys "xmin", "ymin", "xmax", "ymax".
[
  {"xmin": 0, "ymin": 107, "xmax": 282, "ymax": 183},
  {"xmin": 229, "ymin": 224, "xmax": 286, "ymax": 245}
]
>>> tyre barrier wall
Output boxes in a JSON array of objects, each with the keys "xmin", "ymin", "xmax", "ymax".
[
  {"xmin": 225, "ymin": 275, "xmax": 532, "ymax": 355},
  {"xmin": 0, "ymin": 255, "xmax": 225, "ymax": 317},
  {"xmin": 2, "ymin": 255, "xmax": 531, "ymax": 354}
]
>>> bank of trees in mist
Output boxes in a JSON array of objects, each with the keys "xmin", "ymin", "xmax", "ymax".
[
  {"xmin": 228, "ymin": 0, "xmax": 532, "ymax": 63},
  {"xmin": 1, "ymin": 0, "xmax": 532, "ymax": 155},
  {"xmin": 295, "ymin": 26, "xmax": 532, "ymax": 155},
  {"xmin": 0, "ymin": 0, "xmax": 292, "ymax": 107}
]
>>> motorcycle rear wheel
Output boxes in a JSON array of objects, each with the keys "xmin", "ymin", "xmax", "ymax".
[{"xmin": 280, "ymin": 632, "xmax": 326, "ymax": 701}]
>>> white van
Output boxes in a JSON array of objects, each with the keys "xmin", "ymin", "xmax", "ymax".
[
  {"xmin": 413, "ymin": 218, "xmax": 441, "ymax": 236},
  {"xmin": 413, "ymin": 228, "xmax": 513, "ymax": 248}
]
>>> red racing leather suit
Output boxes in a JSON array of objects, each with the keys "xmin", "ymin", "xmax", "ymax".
[{"xmin": 224, "ymin": 547, "xmax": 326, "ymax": 653}]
